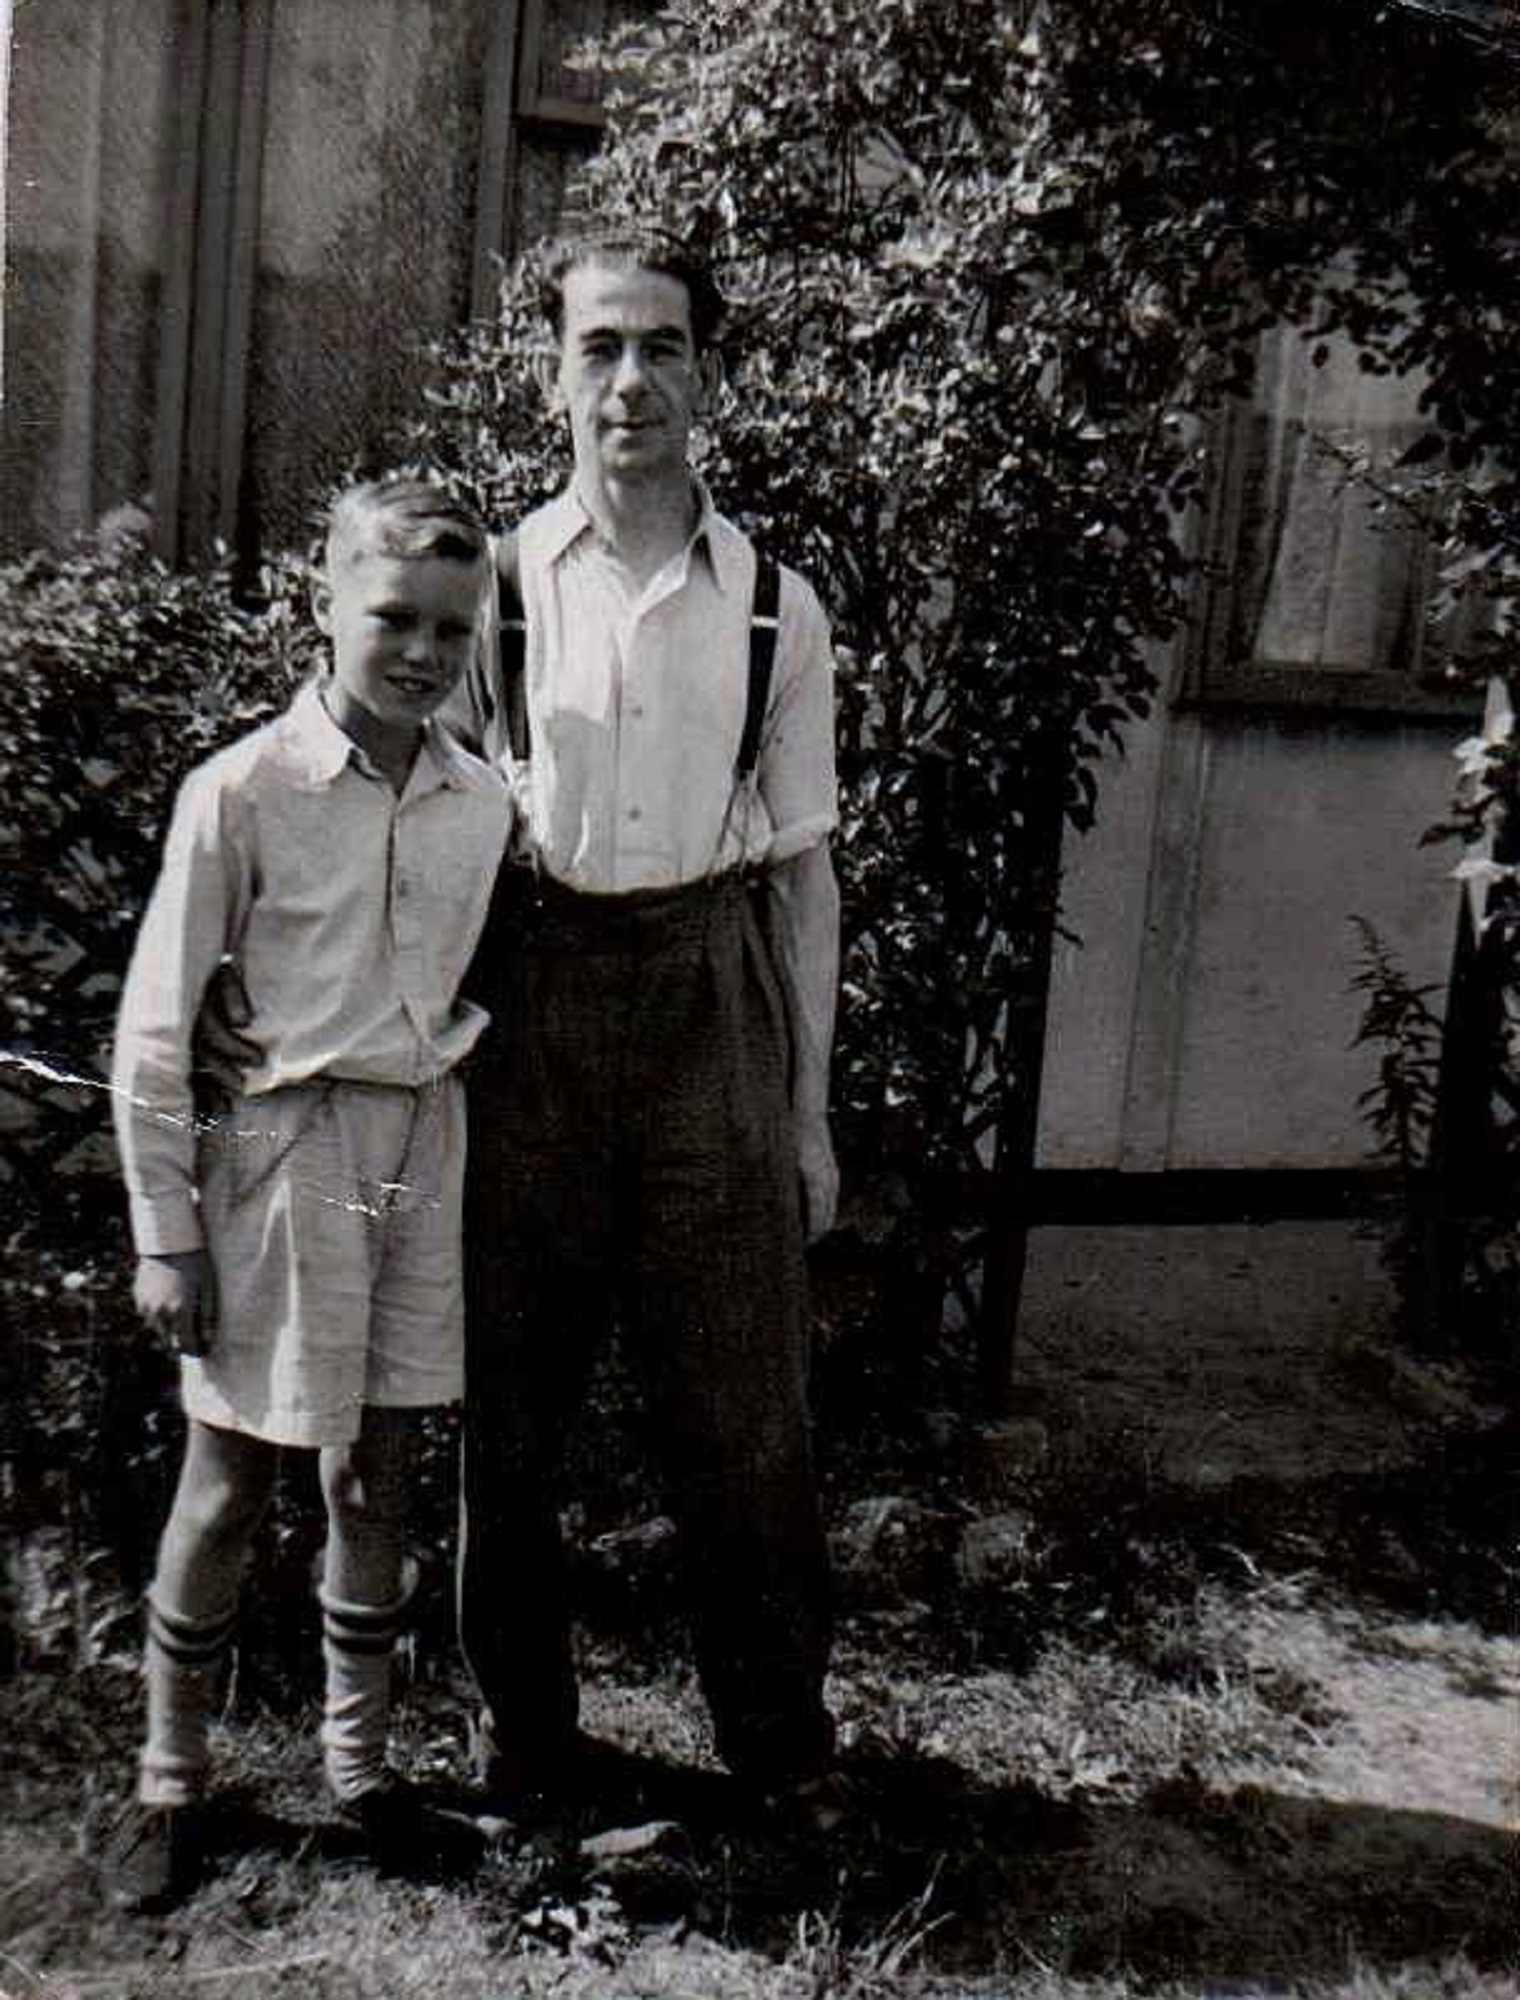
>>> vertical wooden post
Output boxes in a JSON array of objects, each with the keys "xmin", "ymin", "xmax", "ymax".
[
  {"xmin": 975, "ymin": 749, "xmax": 1069, "ymax": 1415},
  {"xmin": 1422, "ymin": 717, "xmax": 1520, "ymax": 1348},
  {"xmin": 151, "ymin": 0, "xmax": 269, "ymax": 570},
  {"xmin": 472, "ymin": 0, "xmax": 527, "ymax": 319}
]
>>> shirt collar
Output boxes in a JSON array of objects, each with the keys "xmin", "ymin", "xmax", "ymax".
[
  {"xmin": 283, "ymin": 679, "xmax": 357, "ymax": 783},
  {"xmin": 544, "ymin": 477, "xmax": 740, "ymax": 594},
  {"xmin": 282, "ymin": 678, "xmax": 471, "ymax": 792}
]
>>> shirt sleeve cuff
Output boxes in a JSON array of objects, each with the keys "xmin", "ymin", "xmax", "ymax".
[
  {"xmin": 764, "ymin": 812, "xmax": 837, "ymax": 868},
  {"xmin": 130, "ymin": 1190, "xmax": 204, "ymax": 1259}
]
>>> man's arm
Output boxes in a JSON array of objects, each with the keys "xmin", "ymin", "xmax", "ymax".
[{"xmin": 764, "ymin": 839, "xmax": 841, "ymax": 1240}]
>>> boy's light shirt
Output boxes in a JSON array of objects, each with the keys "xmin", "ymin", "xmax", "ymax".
[
  {"xmin": 469, "ymin": 486, "xmax": 837, "ymax": 891},
  {"xmin": 112, "ymin": 681, "xmax": 510, "ymax": 1258}
]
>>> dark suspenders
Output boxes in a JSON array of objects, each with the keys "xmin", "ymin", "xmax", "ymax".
[
  {"xmin": 738, "ymin": 554, "xmax": 780, "ymax": 783},
  {"xmin": 495, "ymin": 551, "xmax": 780, "ymax": 779},
  {"xmin": 496, "ymin": 568, "xmax": 530, "ymax": 765}
]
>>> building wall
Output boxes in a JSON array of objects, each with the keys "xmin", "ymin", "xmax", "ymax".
[
  {"xmin": 242, "ymin": 0, "xmax": 490, "ymax": 554},
  {"xmin": 1037, "ymin": 688, "xmax": 1463, "ymax": 1171},
  {"xmin": 0, "ymin": 0, "xmax": 640, "ymax": 562},
  {"xmin": 2, "ymin": 0, "xmax": 177, "ymax": 550},
  {"xmin": 1036, "ymin": 330, "xmax": 1469, "ymax": 1175}
]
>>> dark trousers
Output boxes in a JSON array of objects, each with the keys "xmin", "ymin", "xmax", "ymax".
[{"xmin": 459, "ymin": 871, "xmax": 834, "ymax": 1794}]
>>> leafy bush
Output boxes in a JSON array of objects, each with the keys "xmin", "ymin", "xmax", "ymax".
[
  {"xmin": 1351, "ymin": 901, "xmax": 1520, "ymax": 1379},
  {"xmin": 0, "ymin": 539, "xmax": 316, "ymax": 1666},
  {"xmin": 0, "ymin": 541, "xmax": 317, "ymax": 1197}
]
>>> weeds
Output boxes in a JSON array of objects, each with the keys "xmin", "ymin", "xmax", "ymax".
[
  {"xmin": 1350, "ymin": 914, "xmax": 1520, "ymax": 1380},
  {"xmin": 788, "ymin": 1872, "xmax": 948, "ymax": 2000},
  {"xmin": 1349, "ymin": 916, "xmax": 1444, "ymax": 1181}
]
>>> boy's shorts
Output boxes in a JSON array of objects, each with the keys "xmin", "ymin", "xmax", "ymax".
[{"xmin": 183, "ymin": 1074, "xmax": 466, "ymax": 1448}]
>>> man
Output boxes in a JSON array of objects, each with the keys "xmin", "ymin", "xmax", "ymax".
[{"xmin": 450, "ymin": 226, "xmax": 843, "ymax": 1834}]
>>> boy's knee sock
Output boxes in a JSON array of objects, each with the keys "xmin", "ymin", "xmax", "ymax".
[
  {"xmin": 139, "ymin": 1594, "xmax": 238, "ymax": 1808},
  {"xmin": 318, "ymin": 1558, "xmax": 417, "ymax": 1804}
]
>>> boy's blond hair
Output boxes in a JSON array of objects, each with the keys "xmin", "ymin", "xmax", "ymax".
[{"xmin": 325, "ymin": 478, "xmax": 489, "ymax": 575}]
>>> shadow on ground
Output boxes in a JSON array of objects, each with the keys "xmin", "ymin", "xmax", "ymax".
[{"xmin": 459, "ymin": 1739, "xmax": 1519, "ymax": 1988}]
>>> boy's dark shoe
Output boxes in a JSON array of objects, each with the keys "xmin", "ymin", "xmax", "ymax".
[
  {"xmin": 104, "ymin": 1802, "xmax": 205, "ymax": 1914},
  {"xmin": 346, "ymin": 1776, "xmax": 485, "ymax": 1879}
]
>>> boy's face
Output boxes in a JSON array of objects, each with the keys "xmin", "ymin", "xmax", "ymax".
[
  {"xmin": 313, "ymin": 546, "xmax": 482, "ymax": 731},
  {"xmin": 548, "ymin": 261, "xmax": 713, "ymax": 488}
]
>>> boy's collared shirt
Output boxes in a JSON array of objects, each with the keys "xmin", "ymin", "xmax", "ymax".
[
  {"xmin": 453, "ymin": 485, "xmax": 837, "ymax": 892},
  {"xmin": 112, "ymin": 681, "xmax": 510, "ymax": 1257}
]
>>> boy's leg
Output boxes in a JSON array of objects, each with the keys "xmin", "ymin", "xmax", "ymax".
[
  {"xmin": 142, "ymin": 1419, "xmax": 279, "ymax": 1807},
  {"xmin": 317, "ymin": 1403, "xmax": 419, "ymax": 1806},
  {"xmin": 110, "ymin": 1420, "xmax": 276, "ymax": 1913}
]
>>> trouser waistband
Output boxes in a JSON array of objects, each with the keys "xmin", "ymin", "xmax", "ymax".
[{"xmin": 526, "ymin": 868, "xmax": 754, "ymax": 953}]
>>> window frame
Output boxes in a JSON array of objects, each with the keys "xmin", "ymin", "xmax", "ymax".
[{"xmin": 1179, "ymin": 336, "xmax": 1481, "ymax": 723}]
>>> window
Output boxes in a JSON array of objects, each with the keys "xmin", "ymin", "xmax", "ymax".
[
  {"xmin": 474, "ymin": 0, "xmax": 666, "ymax": 310},
  {"xmin": 1186, "ymin": 325, "xmax": 1477, "ymax": 717}
]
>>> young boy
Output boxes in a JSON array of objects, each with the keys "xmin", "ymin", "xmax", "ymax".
[{"xmin": 108, "ymin": 478, "xmax": 509, "ymax": 1912}]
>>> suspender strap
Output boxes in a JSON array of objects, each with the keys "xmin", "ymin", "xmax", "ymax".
[
  {"xmin": 497, "ymin": 566, "xmax": 530, "ymax": 763},
  {"xmin": 738, "ymin": 554, "xmax": 780, "ymax": 782},
  {"xmin": 500, "ymin": 547, "xmax": 779, "ymax": 778}
]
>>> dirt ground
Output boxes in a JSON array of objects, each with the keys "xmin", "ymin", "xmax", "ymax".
[{"xmin": 1012, "ymin": 1221, "xmax": 1461, "ymax": 1486}]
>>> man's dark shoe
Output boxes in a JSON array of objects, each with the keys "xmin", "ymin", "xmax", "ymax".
[
  {"xmin": 469, "ymin": 1760, "xmax": 587, "ymax": 1889},
  {"xmin": 474, "ymin": 1728, "xmax": 581, "ymax": 1831},
  {"xmin": 104, "ymin": 1802, "xmax": 204, "ymax": 1914},
  {"xmin": 475, "ymin": 1783, "xmax": 582, "ymax": 1864},
  {"xmin": 346, "ymin": 1776, "xmax": 485, "ymax": 1878},
  {"xmin": 756, "ymin": 1769, "xmax": 855, "ymax": 1839}
]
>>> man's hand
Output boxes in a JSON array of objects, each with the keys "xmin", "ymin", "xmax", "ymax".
[
  {"xmin": 766, "ymin": 846, "xmax": 841, "ymax": 1245},
  {"xmin": 192, "ymin": 957, "xmax": 259, "ymax": 1110},
  {"xmin": 797, "ymin": 1114, "xmax": 840, "ymax": 1242},
  {"xmin": 134, "ymin": 1252, "xmax": 210, "ymax": 1356}
]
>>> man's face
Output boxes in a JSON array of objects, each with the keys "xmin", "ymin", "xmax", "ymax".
[
  {"xmin": 552, "ymin": 261, "xmax": 707, "ymax": 487},
  {"xmin": 314, "ymin": 549, "xmax": 482, "ymax": 731}
]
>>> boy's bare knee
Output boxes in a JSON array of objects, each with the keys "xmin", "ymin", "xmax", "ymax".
[
  {"xmin": 319, "ymin": 1444, "xmax": 367, "ymax": 1522},
  {"xmin": 320, "ymin": 1444, "xmax": 403, "ymax": 1528},
  {"xmin": 166, "ymin": 1435, "xmax": 274, "ymax": 1560},
  {"xmin": 320, "ymin": 1410, "xmax": 415, "ymax": 1522}
]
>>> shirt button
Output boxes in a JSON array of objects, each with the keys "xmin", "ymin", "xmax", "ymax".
[
  {"xmin": 396, "ymin": 878, "xmax": 411, "ymax": 899},
  {"xmin": 631, "ymin": 704, "xmax": 646, "ymax": 719},
  {"xmin": 627, "ymin": 806, "xmax": 642, "ymax": 822}
]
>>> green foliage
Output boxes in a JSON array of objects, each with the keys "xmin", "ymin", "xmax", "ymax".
[
  {"xmin": 0, "ymin": 542, "xmax": 315, "ymax": 1192},
  {"xmin": 422, "ymin": 0, "xmax": 1520, "ymax": 1322},
  {"xmin": 0, "ymin": 540, "xmax": 315, "ymax": 1663},
  {"xmin": 1349, "ymin": 915, "xmax": 1443, "ymax": 1181},
  {"xmin": 1350, "ymin": 910, "xmax": 1520, "ymax": 1374}
]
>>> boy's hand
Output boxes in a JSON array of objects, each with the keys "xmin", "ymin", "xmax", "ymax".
[
  {"xmin": 134, "ymin": 1252, "xmax": 209, "ymax": 1356},
  {"xmin": 192, "ymin": 957, "xmax": 258, "ymax": 1110}
]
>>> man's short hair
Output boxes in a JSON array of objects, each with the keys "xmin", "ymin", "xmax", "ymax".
[
  {"xmin": 539, "ymin": 226, "xmax": 726, "ymax": 353},
  {"xmin": 326, "ymin": 478, "xmax": 489, "ymax": 573}
]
